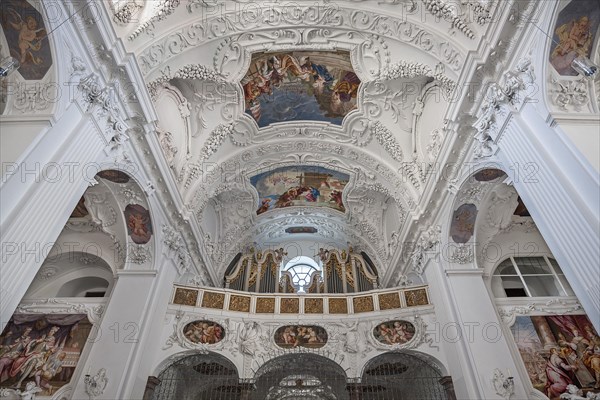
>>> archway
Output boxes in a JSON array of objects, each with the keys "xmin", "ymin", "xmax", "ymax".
[
  {"xmin": 252, "ymin": 353, "xmax": 348, "ymax": 400},
  {"xmin": 359, "ymin": 352, "xmax": 450, "ymax": 400},
  {"xmin": 152, "ymin": 353, "xmax": 241, "ymax": 400}
]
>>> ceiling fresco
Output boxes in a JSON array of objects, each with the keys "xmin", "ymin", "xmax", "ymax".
[
  {"xmin": 0, "ymin": 0, "xmax": 52, "ymax": 80},
  {"xmin": 242, "ymin": 51, "xmax": 360, "ymax": 127},
  {"xmin": 250, "ymin": 166, "xmax": 349, "ymax": 215},
  {"xmin": 550, "ymin": 0, "xmax": 600, "ymax": 76}
]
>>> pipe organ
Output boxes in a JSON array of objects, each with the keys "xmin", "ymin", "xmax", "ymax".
[{"xmin": 224, "ymin": 248, "xmax": 378, "ymax": 294}]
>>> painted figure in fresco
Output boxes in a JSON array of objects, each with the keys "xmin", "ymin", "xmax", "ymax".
[
  {"xmin": 14, "ymin": 326, "xmax": 60, "ymax": 388},
  {"xmin": 4, "ymin": 9, "xmax": 46, "ymax": 65},
  {"xmin": 376, "ymin": 322, "xmax": 414, "ymax": 345},
  {"xmin": 275, "ymin": 326, "xmax": 326, "ymax": 349},
  {"xmin": 183, "ymin": 321, "xmax": 222, "ymax": 345},
  {"xmin": 0, "ymin": 328, "xmax": 33, "ymax": 383},
  {"xmin": 583, "ymin": 326, "xmax": 600, "ymax": 388},
  {"xmin": 124, "ymin": 205, "xmax": 152, "ymax": 244},
  {"xmin": 32, "ymin": 351, "xmax": 66, "ymax": 394},
  {"xmin": 257, "ymin": 198, "xmax": 272, "ymax": 215},
  {"xmin": 330, "ymin": 190, "xmax": 344, "ymax": 211},
  {"xmin": 551, "ymin": 15, "xmax": 593, "ymax": 75},
  {"xmin": 546, "ymin": 347, "xmax": 577, "ymax": 398},
  {"xmin": 558, "ymin": 333, "xmax": 596, "ymax": 387},
  {"xmin": 243, "ymin": 52, "xmax": 359, "ymax": 126}
]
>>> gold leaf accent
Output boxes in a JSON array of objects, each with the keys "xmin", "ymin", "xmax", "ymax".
[
  {"xmin": 328, "ymin": 298, "xmax": 348, "ymax": 314},
  {"xmin": 379, "ymin": 292, "xmax": 401, "ymax": 310},
  {"xmin": 405, "ymin": 288, "xmax": 429, "ymax": 307},
  {"xmin": 228, "ymin": 295, "xmax": 251, "ymax": 312},
  {"xmin": 201, "ymin": 292, "xmax": 225, "ymax": 309},
  {"xmin": 256, "ymin": 297, "xmax": 275, "ymax": 313},
  {"xmin": 173, "ymin": 288, "xmax": 198, "ymax": 306},
  {"xmin": 353, "ymin": 296, "xmax": 374, "ymax": 313},
  {"xmin": 280, "ymin": 298, "xmax": 299, "ymax": 314},
  {"xmin": 305, "ymin": 298, "xmax": 323, "ymax": 314}
]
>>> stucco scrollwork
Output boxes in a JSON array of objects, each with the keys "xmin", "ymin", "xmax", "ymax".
[
  {"xmin": 473, "ymin": 57, "xmax": 535, "ymax": 158},
  {"xmin": 550, "ymin": 77, "xmax": 590, "ymax": 111},
  {"xmin": 15, "ymin": 299, "xmax": 105, "ymax": 324},
  {"xmin": 137, "ymin": 6, "xmax": 464, "ymax": 76},
  {"xmin": 496, "ymin": 298, "xmax": 583, "ymax": 326}
]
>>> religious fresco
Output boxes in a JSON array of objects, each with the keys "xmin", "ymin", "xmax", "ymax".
[
  {"xmin": 0, "ymin": 314, "xmax": 92, "ymax": 396},
  {"xmin": 96, "ymin": 170, "xmax": 131, "ymax": 184},
  {"xmin": 550, "ymin": 0, "xmax": 600, "ymax": 76},
  {"xmin": 124, "ymin": 204, "xmax": 153, "ymax": 244},
  {"xmin": 285, "ymin": 226, "xmax": 318, "ymax": 234},
  {"xmin": 182, "ymin": 320, "xmax": 224, "ymax": 345},
  {"xmin": 473, "ymin": 168, "xmax": 506, "ymax": 182},
  {"xmin": 274, "ymin": 325, "xmax": 327, "ymax": 349},
  {"xmin": 373, "ymin": 320, "xmax": 416, "ymax": 345},
  {"xmin": 251, "ymin": 166, "xmax": 349, "ymax": 215},
  {"xmin": 510, "ymin": 315, "xmax": 600, "ymax": 399},
  {"xmin": 0, "ymin": 0, "xmax": 52, "ymax": 80},
  {"xmin": 242, "ymin": 51, "xmax": 360, "ymax": 127},
  {"xmin": 450, "ymin": 203, "xmax": 478, "ymax": 243}
]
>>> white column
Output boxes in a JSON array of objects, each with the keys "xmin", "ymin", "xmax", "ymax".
[
  {"xmin": 71, "ymin": 269, "xmax": 158, "ymax": 399},
  {"xmin": 0, "ymin": 105, "xmax": 105, "ymax": 327},
  {"xmin": 427, "ymin": 263, "xmax": 530, "ymax": 399},
  {"xmin": 497, "ymin": 104, "xmax": 600, "ymax": 330}
]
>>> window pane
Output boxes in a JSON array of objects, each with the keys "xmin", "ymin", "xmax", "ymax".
[
  {"xmin": 523, "ymin": 275, "xmax": 562, "ymax": 296},
  {"xmin": 557, "ymin": 274, "xmax": 575, "ymax": 296},
  {"xmin": 548, "ymin": 258, "xmax": 566, "ymax": 274},
  {"xmin": 494, "ymin": 259, "xmax": 517, "ymax": 275},
  {"xmin": 501, "ymin": 276, "xmax": 527, "ymax": 297},
  {"xmin": 514, "ymin": 257, "xmax": 553, "ymax": 275}
]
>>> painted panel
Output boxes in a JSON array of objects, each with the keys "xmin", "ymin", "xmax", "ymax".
[
  {"xmin": 182, "ymin": 320, "xmax": 224, "ymax": 345},
  {"xmin": 96, "ymin": 170, "xmax": 131, "ymax": 183},
  {"xmin": 473, "ymin": 168, "xmax": 506, "ymax": 182},
  {"xmin": 124, "ymin": 204, "xmax": 153, "ymax": 244},
  {"xmin": 285, "ymin": 226, "xmax": 318, "ymax": 234},
  {"xmin": 550, "ymin": 0, "xmax": 600, "ymax": 76},
  {"xmin": 450, "ymin": 203, "xmax": 477, "ymax": 243},
  {"xmin": 0, "ymin": 314, "xmax": 92, "ymax": 396},
  {"xmin": 274, "ymin": 325, "xmax": 327, "ymax": 349},
  {"xmin": 242, "ymin": 51, "xmax": 360, "ymax": 127},
  {"xmin": 511, "ymin": 315, "xmax": 600, "ymax": 399},
  {"xmin": 251, "ymin": 166, "xmax": 349, "ymax": 215},
  {"xmin": 0, "ymin": 0, "xmax": 52, "ymax": 80},
  {"xmin": 373, "ymin": 320, "xmax": 416, "ymax": 345}
]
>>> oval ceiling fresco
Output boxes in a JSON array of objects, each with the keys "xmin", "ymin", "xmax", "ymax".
[
  {"xmin": 183, "ymin": 320, "xmax": 225, "ymax": 345},
  {"xmin": 274, "ymin": 325, "xmax": 327, "ymax": 349}
]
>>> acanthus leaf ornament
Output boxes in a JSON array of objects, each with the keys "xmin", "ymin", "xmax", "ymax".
[
  {"xmin": 473, "ymin": 57, "xmax": 535, "ymax": 158},
  {"xmin": 550, "ymin": 77, "xmax": 590, "ymax": 111}
]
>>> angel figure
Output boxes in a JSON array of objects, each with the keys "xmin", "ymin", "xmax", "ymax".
[
  {"xmin": 5, "ymin": 9, "xmax": 46, "ymax": 65},
  {"xmin": 551, "ymin": 16, "xmax": 593, "ymax": 75}
]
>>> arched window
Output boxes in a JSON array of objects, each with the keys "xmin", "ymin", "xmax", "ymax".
[
  {"xmin": 282, "ymin": 256, "xmax": 322, "ymax": 293},
  {"xmin": 491, "ymin": 256, "xmax": 574, "ymax": 298}
]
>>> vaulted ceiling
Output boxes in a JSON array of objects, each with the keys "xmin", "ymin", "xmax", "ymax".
[{"xmin": 102, "ymin": 0, "xmax": 538, "ymax": 284}]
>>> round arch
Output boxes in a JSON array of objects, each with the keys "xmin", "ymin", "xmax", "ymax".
[
  {"xmin": 151, "ymin": 352, "xmax": 241, "ymax": 400},
  {"xmin": 360, "ymin": 351, "xmax": 451, "ymax": 400},
  {"xmin": 252, "ymin": 353, "xmax": 348, "ymax": 400}
]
